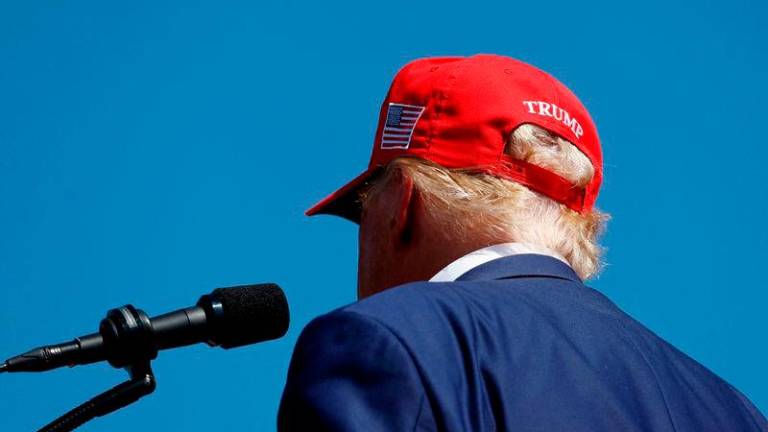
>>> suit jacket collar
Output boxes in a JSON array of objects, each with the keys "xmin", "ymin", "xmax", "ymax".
[{"xmin": 455, "ymin": 254, "xmax": 582, "ymax": 283}]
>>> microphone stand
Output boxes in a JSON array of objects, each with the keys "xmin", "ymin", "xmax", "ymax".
[
  {"xmin": 37, "ymin": 305, "xmax": 161, "ymax": 432},
  {"xmin": 38, "ymin": 361, "xmax": 156, "ymax": 432}
]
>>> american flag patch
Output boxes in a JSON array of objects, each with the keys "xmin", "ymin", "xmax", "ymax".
[{"xmin": 380, "ymin": 103, "xmax": 425, "ymax": 149}]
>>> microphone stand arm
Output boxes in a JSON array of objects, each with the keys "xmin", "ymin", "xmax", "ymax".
[{"xmin": 38, "ymin": 361, "xmax": 156, "ymax": 432}]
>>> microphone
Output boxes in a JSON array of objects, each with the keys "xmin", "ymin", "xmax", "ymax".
[{"xmin": 0, "ymin": 283, "xmax": 289, "ymax": 373}]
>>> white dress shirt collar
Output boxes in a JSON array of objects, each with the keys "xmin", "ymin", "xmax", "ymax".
[{"xmin": 429, "ymin": 242, "xmax": 570, "ymax": 283}]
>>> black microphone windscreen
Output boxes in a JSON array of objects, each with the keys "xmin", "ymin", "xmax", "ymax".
[{"xmin": 209, "ymin": 284, "xmax": 289, "ymax": 349}]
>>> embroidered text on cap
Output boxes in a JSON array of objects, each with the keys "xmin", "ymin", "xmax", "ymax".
[{"xmin": 523, "ymin": 101, "xmax": 584, "ymax": 139}]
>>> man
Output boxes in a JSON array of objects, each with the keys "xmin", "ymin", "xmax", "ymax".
[{"xmin": 278, "ymin": 54, "xmax": 767, "ymax": 431}]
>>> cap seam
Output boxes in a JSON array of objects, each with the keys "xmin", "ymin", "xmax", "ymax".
[{"xmin": 427, "ymin": 62, "xmax": 462, "ymax": 160}]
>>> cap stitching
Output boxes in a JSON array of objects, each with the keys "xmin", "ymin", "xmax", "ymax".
[{"xmin": 427, "ymin": 62, "xmax": 461, "ymax": 160}]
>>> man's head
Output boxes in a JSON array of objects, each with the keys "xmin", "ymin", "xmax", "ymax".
[{"xmin": 307, "ymin": 55, "xmax": 608, "ymax": 298}]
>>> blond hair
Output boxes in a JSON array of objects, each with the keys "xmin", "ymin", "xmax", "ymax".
[{"xmin": 367, "ymin": 124, "xmax": 609, "ymax": 280}]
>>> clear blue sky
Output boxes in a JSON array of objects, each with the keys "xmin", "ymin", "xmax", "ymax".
[{"xmin": 1, "ymin": 1, "xmax": 765, "ymax": 430}]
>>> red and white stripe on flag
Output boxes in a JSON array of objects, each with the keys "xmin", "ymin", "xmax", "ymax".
[{"xmin": 380, "ymin": 103, "xmax": 425, "ymax": 149}]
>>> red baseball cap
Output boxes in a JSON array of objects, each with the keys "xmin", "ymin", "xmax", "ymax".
[{"xmin": 306, "ymin": 54, "xmax": 602, "ymax": 223}]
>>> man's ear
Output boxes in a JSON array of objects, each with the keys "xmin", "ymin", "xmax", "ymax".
[{"xmin": 389, "ymin": 169, "xmax": 417, "ymax": 245}]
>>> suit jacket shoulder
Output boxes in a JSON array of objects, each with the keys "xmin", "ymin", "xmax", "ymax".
[
  {"xmin": 279, "ymin": 255, "xmax": 768, "ymax": 431},
  {"xmin": 278, "ymin": 305, "xmax": 433, "ymax": 431}
]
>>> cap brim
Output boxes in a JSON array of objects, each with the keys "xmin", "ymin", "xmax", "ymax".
[{"xmin": 305, "ymin": 168, "xmax": 379, "ymax": 224}]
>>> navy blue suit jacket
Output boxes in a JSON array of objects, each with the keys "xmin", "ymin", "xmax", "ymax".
[{"xmin": 278, "ymin": 254, "xmax": 767, "ymax": 431}]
